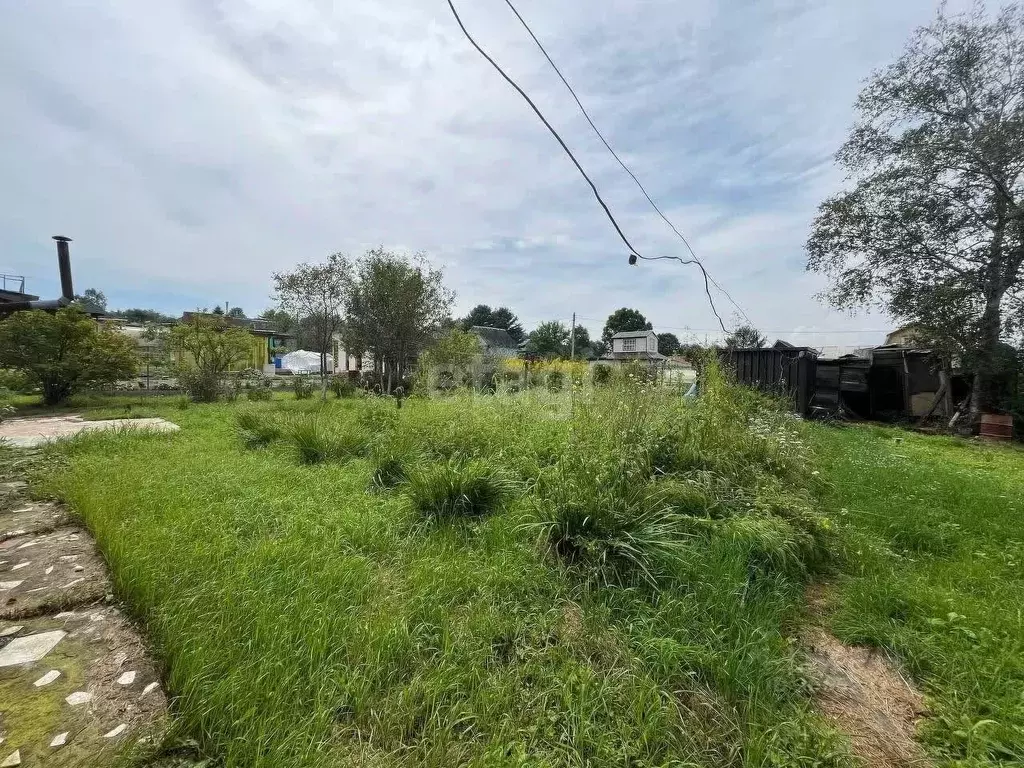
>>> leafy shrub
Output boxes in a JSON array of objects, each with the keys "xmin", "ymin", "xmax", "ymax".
[
  {"xmin": 405, "ymin": 459, "xmax": 514, "ymax": 518},
  {"xmin": 292, "ymin": 375, "xmax": 314, "ymax": 400},
  {"xmin": 177, "ymin": 368, "xmax": 223, "ymax": 403},
  {"xmin": 0, "ymin": 368, "xmax": 33, "ymax": 394},
  {"xmin": 247, "ymin": 385, "xmax": 273, "ymax": 402},
  {"xmin": 329, "ymin": 376, "xmax": 358, "ymax": 399},
  {"xmin": 236, "ymin": 409, "xmax": 282, "ymax": 449},
  {"xmin": 546, "ymin": 370, "xmax": 565, "ymax": 392},
  {"xmin": 592, "ymin": 363, "xmax": 612, "ymax": 386},
  {"xmin": 285, "ymin": 414, "xmax": 366, "ymax": 464}
]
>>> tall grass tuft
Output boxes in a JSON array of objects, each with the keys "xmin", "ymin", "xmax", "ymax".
[
  {"xmin": 285, "ymin": 413, "xmax": 366, "ymax": 464},
  {"xmin": 406, "ymin": 459, "xmax": 514, "ymax": 518},
  {"xmin": 235, "ymin": 409, "xmax": 282, "ymax": 450}
]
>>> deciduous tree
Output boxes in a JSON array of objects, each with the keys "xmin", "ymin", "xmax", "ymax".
[
  {"xmin": 657, "ymin": 332, "xmax": 681, "ymax": 356},
  {"xmin": 0, "ymin": 307, "xmax": 137, "ymax": 405},
  {"xmin": 273, "ymin": 253, "xmax": 352, "ymax": 396},
  {"xmin": 526, "ymin": 321, "xmax": 570, "ymax": 359},
  {"xmin": 724, "ymin": 325, "xmax": 766, "ymax": 349},
  {"xmin": 169, "ymin": 314, "xmax": 254, "ymax": 402},
  {"xmin": 807, "ymin": 4, "xmax": 1024, "ymax": 417},
  {"xmin": 347, "ymin": 248, "xmax": 454, "ymax": 392}
]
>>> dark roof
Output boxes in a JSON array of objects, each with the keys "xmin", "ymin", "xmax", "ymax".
[
  {"xmin": 611, "ymin": 329, "xmax": 654, "ymax": 339},
  {"xmin": 600, "ymin": 350, "xmax": 667, "ymax": 361},
  {"xmin": 470, "ymin": 326, "xmax": 518, "ymax": 349},
  {"xmin": 180, "ymin": 312, "xmax": 293, "ymax": 337}
]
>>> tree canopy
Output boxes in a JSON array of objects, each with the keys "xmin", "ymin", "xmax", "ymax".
[
  {"xmin": 526, "ymin": 321, "xmax": 570, "ymax": 359},
  {"xmin": 724, "ymin": 325, "xmax": 767, "ymax": 349},
  {"xmin": 273, "ymin": 253, "xmax": 351, "ymax": 383},
  {"xmin": 346, "ymin": 248, "xmax": 454, "ymax": 390},
  {"xmin": 807, "ymin": 4, "xmax": 1024, "ymax": 414},
  {"xmin": 170, "ymin": 314, "xmax": 255, "ymax": 402},
  {"xmin": 602, "ymin": 308, "xmax": 652, "ymax": 347},
  {"xmin": 73, "ymin": 288, "xmax": 107, "ymax": 315},
  {"xmin": 461, "ymin": 305, "xmax": 525, "ymax": 342},
  {"xmin": 0, "ymin": 307, "xmax": 137, "ymax": 405},
  {"xmin": 657, "ymin": 332, "xmax": 681, "ymax": 356}
]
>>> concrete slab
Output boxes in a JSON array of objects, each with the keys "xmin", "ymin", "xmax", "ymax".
[
  {"xmin": 0, "ymin": 416, "xmax": 179, "ymax": 448},
  {"xmin": 0, "ymin": 630, "xmax": 66, "ymax": 667},
  {"xmin": 0, "ymin": 527, "xmax": 109, "ymax": 621},
  {"xmin": 0, "ymin": 501, "xmax": 67, "ymax": 543}
]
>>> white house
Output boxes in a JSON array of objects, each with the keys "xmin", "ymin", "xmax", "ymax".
[{"xmin": 598, "ymin": 329, "xmax": 667, "ymax": 366}]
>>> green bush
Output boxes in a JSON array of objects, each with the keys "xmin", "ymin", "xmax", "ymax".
[
  {"xmin": 0, "ymin": 368, "xmax": 33, "ymax": 394},
  {"xmin": 177, "ymin": 368, "xmax": 223, "ymax": 403},
  {"xmin": 405, "ymin": 459, "xmax": 513, "ymax": 518},
  {"xmin": 292, "ymin": 375, "xmax": 314, "ymax": 400},
  {"xmin": 246, "ymin": 384, "xmax": 273, "ymax": 402},
  {"xmin": 236, "ymin": 409, "xmax": 282, "ymax": 449},
  {"xmin": 591, "ymin": 363, "xmax": 612, "ymax": 386},
  {"xmin": 546, "ymin": 369, "xmax": 565, "ymax": 392},
  {"xmin": 329, "ymin": 376, "xmax": 358, "ymax": 399}
]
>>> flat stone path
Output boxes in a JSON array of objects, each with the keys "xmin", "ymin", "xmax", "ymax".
[
  {"xmin": 0, "ymin": 446, "xmax": 169, "ymax": 766},
  {"xmin": 0, "ymin": 416, "xmax": 179, "ymax": 448}
]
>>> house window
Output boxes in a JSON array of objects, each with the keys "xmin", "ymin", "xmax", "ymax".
[{"xmin": 622, "ymin": 338, "xmax": 636, "ymax": 352}]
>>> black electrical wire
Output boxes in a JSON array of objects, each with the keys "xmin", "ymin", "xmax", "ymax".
[
  {"xmin": 500, "ymin": 0, "xmax": 751, "ymax": 328},
  {"xmin": 446, "ymin": 0, "xmax": 727, "ymax": 333}
]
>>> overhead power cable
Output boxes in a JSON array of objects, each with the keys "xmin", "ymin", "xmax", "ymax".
[
  {"xmin": 499, "ymin": 0, "xmax": 751, "ymax": 328},
  {"xmin": 446, "ymin": 0, "xmax": 727, "ymax": 333}
]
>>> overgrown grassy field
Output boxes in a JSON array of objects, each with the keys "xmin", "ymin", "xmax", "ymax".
[
  {"xmin": 808, "ymin": 424, "xmax": 1024, "ymax": 766},
  {"xmin": 30, "ymin": 378, "xmax": 1024, "ymax": 767},
  {"xmin": 36, "ymin": 373, "xmax": 847, "ymax": 767}
]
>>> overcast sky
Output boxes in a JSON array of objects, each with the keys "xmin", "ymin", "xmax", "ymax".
[{"xmin": 0, "ymin": 0, "xmax": 982, "ymax": 347}]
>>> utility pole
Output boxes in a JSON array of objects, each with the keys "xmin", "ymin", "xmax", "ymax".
[{"xmin": 569, "ymin": 312, "xmax": 576, "ymax": 360}]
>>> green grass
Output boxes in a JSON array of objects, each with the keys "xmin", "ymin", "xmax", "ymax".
[
  {"xmin": 36, "ymin": 374, "xmax": 849, "ymax": 768},
  {"xmin": 807, "ymin": 423, "xmax": 1024, "ymax": 766}
]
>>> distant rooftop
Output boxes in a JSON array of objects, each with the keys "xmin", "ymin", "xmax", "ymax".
[
  {"xmin": 611, "ymin": 329, "xmax": 654, "ymax": 338},
  {"xmin": 469, "ymin": 325, "xmax": 518, "ymax": 349}
]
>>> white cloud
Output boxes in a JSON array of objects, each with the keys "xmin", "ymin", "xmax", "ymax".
[{"xmin": 0, "ymin": 0, "xmax": 983, "ymax": 345}]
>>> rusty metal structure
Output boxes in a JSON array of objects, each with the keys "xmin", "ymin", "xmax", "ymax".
[{"xmin": 0, "ymin": 236, "xmax": 76, "ymax": 316}]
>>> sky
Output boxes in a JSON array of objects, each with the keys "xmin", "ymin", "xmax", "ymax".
[{"xmin": 0, "ymin": 0, "xmax": 982, "ymax": 348}]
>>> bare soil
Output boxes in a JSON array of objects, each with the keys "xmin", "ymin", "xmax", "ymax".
[{"xmin": 804, "ymin": 625, "xmax": 930, "ymax": 768}]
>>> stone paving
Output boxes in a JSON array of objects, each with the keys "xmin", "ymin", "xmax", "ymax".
[
  {"xmin": 0, "ymin": 445, "xmax": 169, "ymax": 766},
  {"xmin": 0, "ymin": 416, "xmax": 179, "ymax": 449}
]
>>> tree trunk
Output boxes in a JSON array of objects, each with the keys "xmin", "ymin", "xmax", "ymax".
[{"xmin": 968, "ymin": 293, "xmax": 1005, "ymax": 423}]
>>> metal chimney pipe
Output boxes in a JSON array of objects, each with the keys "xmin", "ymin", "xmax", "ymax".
[{"xmin": 52, "ymin": 236, "xmax": 74, "ymax": 300}]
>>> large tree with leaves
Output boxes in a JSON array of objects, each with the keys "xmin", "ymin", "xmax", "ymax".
[
  {"xmin": 346, "ymin": 248, "xmax": 454, "ymax": 392},
  {"xmin": 724, "ymin": 325, "xmax": 766, "ymax": 349},
  {"xmin": 601, "ymin": 308, "xmax": 652, "ymax": 347},
  {"xmin": 273, "ymin": 253, "xmax": 352, "ymax": 394},
  {"xmin": 807, "ymin": 4, "xmax": 1024, "ymax": 417},
  {"xmin": 525, "ymin": 321, "xmax": 570, "ymax": 360},
  {"xmin": 0, "ymin": 307, "xmax": 137, "ymax": 405}
]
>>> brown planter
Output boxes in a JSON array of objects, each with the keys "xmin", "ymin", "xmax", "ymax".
[{"xmin": 979, "ymin": 412, "xmax": 1013, "ymax": 441}]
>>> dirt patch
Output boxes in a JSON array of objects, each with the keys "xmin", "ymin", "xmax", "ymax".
[{"xmin": 804, "ymin": 625, "xmax": 930, "ymax": 768}]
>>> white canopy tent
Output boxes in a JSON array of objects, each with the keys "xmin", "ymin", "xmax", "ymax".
[{"xmin": 279, "ymin": 350, "xmax": 333, "ymax": 374}]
